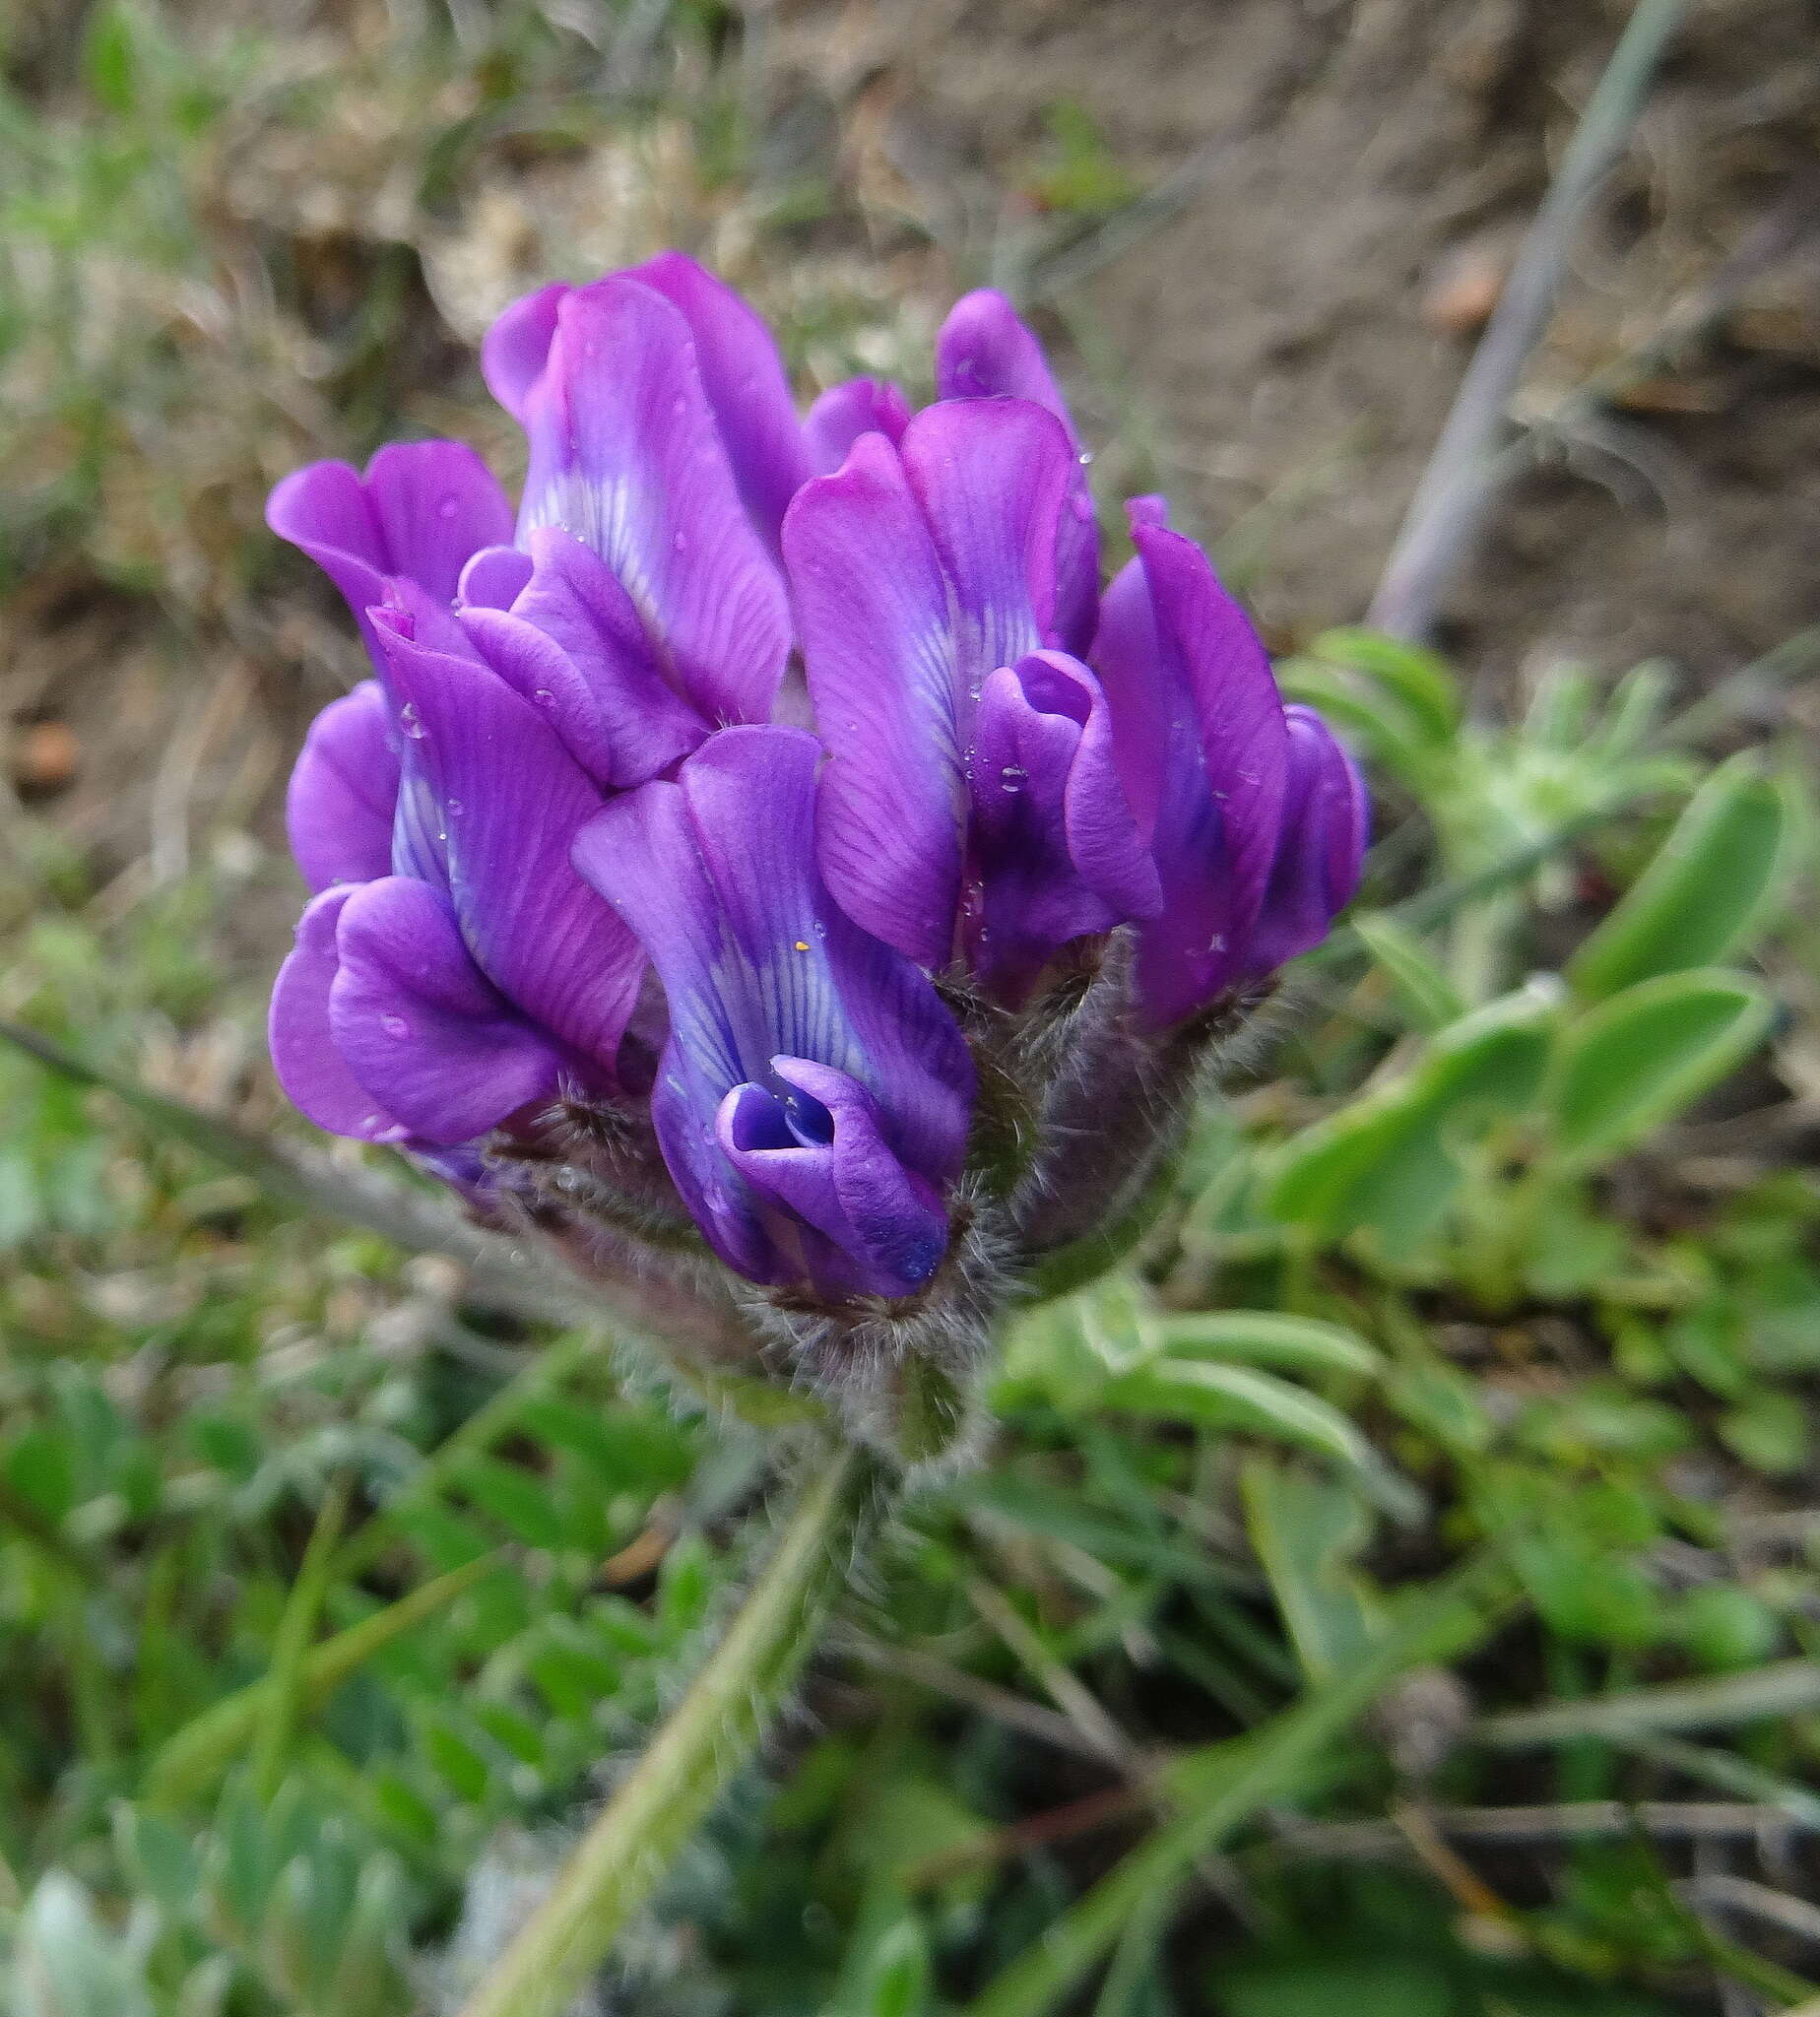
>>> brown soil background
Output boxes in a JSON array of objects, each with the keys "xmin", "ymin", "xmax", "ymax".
[
  {"xmin": 6, "ymin": 0, "xmax": 1819, "ymax": 969},
  {"xmin": 760, "ymin": 0, "xmax": 1820, "ymax": 669}
]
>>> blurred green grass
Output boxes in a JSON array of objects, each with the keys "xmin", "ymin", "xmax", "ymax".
[{"xmin": 2, "ymin": 5, "xmax": 1819, "ymax": 2013}]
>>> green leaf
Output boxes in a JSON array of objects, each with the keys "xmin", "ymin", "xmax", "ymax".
[
  {"xmin": 1308, "ymin": 627, "xmax": 1461, "ymax": 744},
  {"xmin": 1219, "ymin": 1956, "xmax": 1452, "ymax": 2017},
  {"xmin": 1350, "ymin": 912, "xmax": 1467, "ymax": 1031},
  {"xmin": 1239, "ymin": 1460, "xmax": 1381, "ymax": 1681},
  {"xmin": 82, "ymin": 4, "xmax": 140, "ymax": 117},
  {"xmin": 14, "ymin": 1871, "xmax": 155, "ymax": 2017},
  {"xmin": 1265, "ymin": 983, "xmax": 1557, "ymax": 1245},
  {"xmin": 850, "ymin": 1914, "xmax": 934, "ymax": 2017},
  {"xmin": 456, "ymin": 1456, "xmax": 573, "ymax": 1553},
  {"xmin": 1548, "ymin": 968, "xmax": 1774, "ymax": 1169},
  {"xmin": 1101, "ymin": 1359, "xmax": 1373, "ymax": 1471},
  {"xmin": 1568, "ymin": 756, "xmax": 1804, "ymax": 998},
  {"xmin": 1149, "ymin": 1310, "xmax": 1378, "ymax": 1378},
  {"xmin": 144, "ymin": 1553, "xmax": 503, "ymax": 1806}
]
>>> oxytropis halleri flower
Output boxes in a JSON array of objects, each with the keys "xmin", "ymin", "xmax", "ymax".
[{"xmin": 267, "ymin": 254, "xmax": 1364, "ymax": 1431}]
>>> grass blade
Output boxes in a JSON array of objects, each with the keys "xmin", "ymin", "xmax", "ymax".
[
  {"xmin": 145, "ymin": 1552, "xmax": 503, "ymax": 1807},
  {"xmin": 966, "ymin": 1556, "xmax": 1503, "ymax": 2017}
]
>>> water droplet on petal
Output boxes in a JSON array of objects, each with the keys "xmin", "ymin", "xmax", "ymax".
[
  {"xmin": 1000, "ymin": 764, "xmax": 1027, "ymax": 794},
  {"xmin": 380, "ymin": 1013, "xmax": 411, "ymax": 1039},
  {"xmin": 446, "ymin": 797, "xmax": 463, "ymax": 815},
  {"xmin": 673, "ymin": 532, "xmax": 687, "ymax": 553},
  {"xmin": 399, "ymin": 702, "xmax": 426, "ymax": 740},
  {"xmin": 532, "ymin": 688, "xmax": 556, "ymax": 707},
  {"xmin": 437, "ymin": 495, "xmax": 459, "ymax": 519}
]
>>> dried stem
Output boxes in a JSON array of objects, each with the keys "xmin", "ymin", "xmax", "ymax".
[{"xmin": 1367, "ymin": 0, "xmax": 1688, "ymax": 641}]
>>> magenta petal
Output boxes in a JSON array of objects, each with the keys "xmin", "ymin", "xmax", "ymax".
[
  {"xmin": 899, "ymin": 397, "xmax": 1072, "ymax": 688},
  {"xmin": 330, "ymin": 878, "xmax": 561, "ymax": 1144},
  {"xmin": 286, "ymin": 683, "xmax": 400, "ymax": 893},
  {"xmin": 458, "ymin": 545, "xmax": 535, "ymax": 612},
  {"xmin": 489, "ymin": 526, "xmax": 707, "ymax": 787},
  {"xmin": 626, "ymin": 252, "xmax": 812, "ymax": 553},
  {"xmin": 270, "ymin": 887, "xmax": 403, "ymax": 1141},
  {"xmin": 936, "ymin": 290, "xmax": 1072, "ymax": 417},
  {"xmin": 1092, "ymin": 514, "xmax": 1292, "ymax": 1028},
  {"xmin": 934, "ymin": 291, "xmax": 1098, "ymax": 651},
  {"xmin": 362, "ymin": 443, "xmax": 515, "ymax": 600},
  {"xmin": 1239, "ymin": 707, "xmax": 1367, "ymax": 979},
  {"xmin": 804, "ymin": 377, "xmax": 912, "ymax": 474},
  {"xmin": 373, "ymin": 606, "xmax": 643, "ymax": 1077},
  {"xmin": 966, "ymin": 652, "xmax": 1160, "ymax": 1003},
  {"xmin": 784, "ymin": 432, "xmax": 964, "ymax": 969},
  {"xmin": 268, "ymin": 443, "xmax": 512, "ymax": 661},
  {"xmin": 516, "ymin": 277, "xmax": 789, "ymax": 728},
  {"xmin": 481, "ymin": 283, "xmax": 566, "ymax": 423}
]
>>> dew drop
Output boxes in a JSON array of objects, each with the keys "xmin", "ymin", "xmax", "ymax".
[
  {"xmin": 1076, "ymin": 449, "xmax": 1093, "ymax": 467},
  {"xmin": 999, "ymin": 764, "xmax": 1027, "ymax": 794},
  {"xmin": 437, "ymin": 495, "xmax": 459, "ymax": 520},
  {"xmin": 673, "ymin": 531, "xmax": 687, "ymax": 553},
  {"xmin": 446, "ymin": 797, "xmax": 463, "ymax": 815},
  {"xmin": 672, "ymin": 395, "xmax": 687, "ymax": 418},
  {"xmin": 380, "ymin": 1013, "xmax": 412, "ymax": 1040},
  {"xmin": 399, "ymin": 702, "xmax": 426, "ymax": 740},
  {"xmin": 532, "ymin": 688, "xmax": 556, "ymax": 707}
]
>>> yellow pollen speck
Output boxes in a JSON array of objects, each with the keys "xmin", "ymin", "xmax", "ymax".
[{"xmin": 793, "ymin": 940, "xmax": 811, "ymax": 951}]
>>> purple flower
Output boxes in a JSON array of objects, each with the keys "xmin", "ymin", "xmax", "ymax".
[
  {"xmin": 266, "ymin": 252, "xmax": 1363, "ymax": 1332},
  {"xmin": 269, "ymin": 585, "xmax": 645, "ymax": 1148},
  {"xmin": 572, "ymin": 726, "xmax": 973, "ymax": 1300},
  {"xmin": 784, "ymin": 406, "xmax": 1157, "ymax": 1006}
]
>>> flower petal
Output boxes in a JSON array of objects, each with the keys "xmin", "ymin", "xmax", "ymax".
[
  {"xmin": 625, "ymin": 252, "xmax": 812, "ymax": 553},
  {"xmin": 572, "ymin": 726, "xmax": 974, "ymax": 1294},
  {"xmin": 965, "ymin": 651, "xmax": 1160, "ymax": 1003},
  {"xmin": 480, "ymin": 282, "xmax": 565, "ymax": 423},
  {"xmin": 936, "ymin": 289, "xmax": 1073, "ymax": 417},
  {"xmin": 934, "ymin": 291, "xmax": 1098, "ymax": 651},
  {"xmin": 372, "ymin": 601, "xmax": 643, "ymax": 1078},
  {"xmin": 484, "ymin": 526, "xmax": 707, "ymax": 787},
  {"xmin": 269, "ymin": 887, "xmax": 403, "ymax": 1141},
  {"xmin": 717, "ymin": 1061, "xmax": 949, "ymax": 1299},
  {"xmin": 1091, "ymin": 516, "xmax": 1291, "ymax": 1026},
  {"xmin": 286, "ymin": 682, "xmax": 400, "ymax": 893},
  {"xmin": 1238, "ymin": 706, "xmax": 1367, "ymax": 979},
  {"xmin": 804, "ymin": 377, "xmax": 911, "ymax": 473},
  {"xmin": 268, "ymin": 444, "xmax": 512, "ymax": 661},
  {"xmin": 330, "ymin": 877, "xmax": 562, "ymax": 1144},
  {"xmin": 784, "ymin": 432, "xmax": 964, "ymax": 968},
  {"xmin": 515, "ymin": 276, "xmax": 789, "ymax": 728},
  {"xmin": 457, "ymin": 545, "xmax": 535, "ymax": 612},
  {"xmin": 899, "ymin": 396, "xmax": 1072, "ymax": 687}
]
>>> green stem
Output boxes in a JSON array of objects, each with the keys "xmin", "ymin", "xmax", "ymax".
[{"xmin": 454, "ymin": 1439, "xmax": 878, "ymax": 2017}]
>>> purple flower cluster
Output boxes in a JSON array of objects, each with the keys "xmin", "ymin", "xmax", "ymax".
[{"xmin": 268, "ymin": 254, "xmax": 1363, "ymax": 1316}]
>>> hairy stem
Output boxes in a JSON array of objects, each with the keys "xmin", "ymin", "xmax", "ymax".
[{"xmin": 453, "ymin": 1439, "xmax": 878, "ymax": 2017}]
